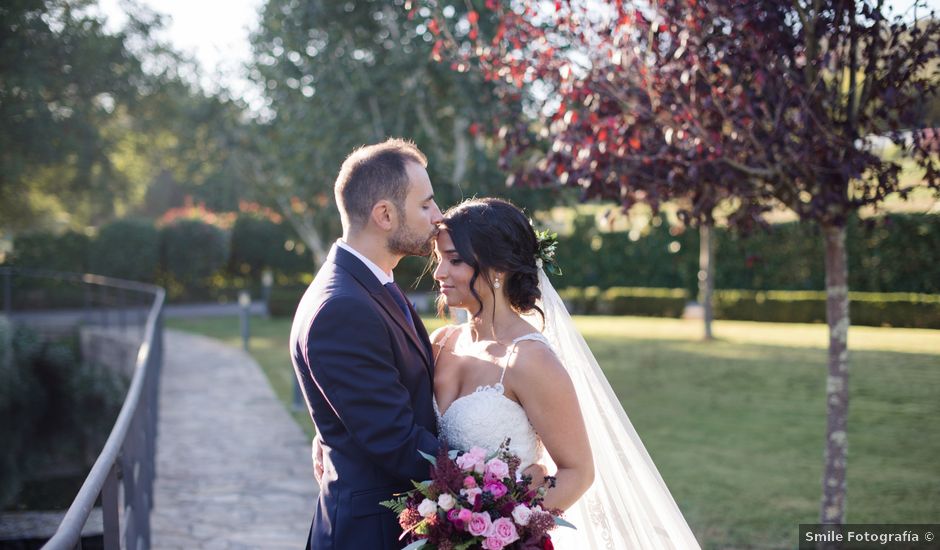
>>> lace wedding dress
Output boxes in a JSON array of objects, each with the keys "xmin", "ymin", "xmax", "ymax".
[
  {"xmin": 434, "ymin": 332, "xmax": 548, "ymax": 472},
  {"xmin": 432, "ymin": 270, "xmax": 701, "ymax": 550}
]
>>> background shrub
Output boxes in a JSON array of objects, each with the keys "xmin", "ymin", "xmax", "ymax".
[
  {"xmin": 554, "ymin": 213, "xmax": 940, "ymax": 295},
  {"xmin": 9, "ymin": 230, "xmax": 89, "ymax": 272},
  {"xmin": 228, "ymin": 214, "xmax": 312, "ymax": 279},
  {"xmin": 0, "ymin": 322, "xmax": 125, "ymax": 510},
  {"xmin": 160, "ymin": 219, "xmax": 228, "ymax": 299},
  {"xmin": 88, "ymin": 219, "xmax": 159, "ymax": 282},
  {"xmin": 558, "ymin": 286, "xmax": 940, "ymax": 329}
]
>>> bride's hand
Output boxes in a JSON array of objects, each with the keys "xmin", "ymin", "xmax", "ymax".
[
  {"xmin": 313, "ymin": 436, "xmax": 324, "ymax": 482},
  {"xmin": 521, "ymin": 462, "xmax": 549, "ymax": 484}
]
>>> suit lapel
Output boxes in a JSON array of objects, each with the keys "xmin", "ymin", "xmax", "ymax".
[
  {"xmin": 333, "ymin": 246, "xmax": 434, "ymax": 373},
  {"xmin": 407, "ymin": 298, "xmax": 435, "ymax": 373}
]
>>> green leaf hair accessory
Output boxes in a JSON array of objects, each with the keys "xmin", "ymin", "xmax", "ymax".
[{"xmin": 532, "ymin": 223, "xmax": 563, "ymax": 276}]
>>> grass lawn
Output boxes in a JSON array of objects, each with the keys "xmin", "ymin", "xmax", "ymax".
[{"xmin": 166, "ymin": 315, "xmax": 940, "ymax": 549}]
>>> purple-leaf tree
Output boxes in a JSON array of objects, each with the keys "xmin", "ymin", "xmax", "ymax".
[{"xmin": 421, "ymin": 0, "xmax": 939, "ymax": 524}]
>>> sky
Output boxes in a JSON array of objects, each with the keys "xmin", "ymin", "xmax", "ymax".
[{"xmin": 96, "ymin": 0, "xmax": 266, "ymax": 106}]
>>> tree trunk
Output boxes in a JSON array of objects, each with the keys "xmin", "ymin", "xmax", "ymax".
[
  {"xmin": 452, "ymin": 116, "xmax": 469, "ymax": 186},
  {"xmin": 698, "ymin": 223, "xmax": 715, "ymax": 340},
  {"xmin": 274, "ymin": 196, "xmax": 328, "ymax": 270},
  {"xmin": 820, "ymin": 223, "xmax": 850, "ymax": 525}
]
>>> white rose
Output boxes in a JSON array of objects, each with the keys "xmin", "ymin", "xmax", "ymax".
[
  {"xmin": 437, "ymin": 493, "xmax": 456, "ymax": 511},
  {"xmin": 511, "ymin": 504, "xmax": 533, "ymax": 526},
  {"xmin": 417, "ymin": 498, "xmax": 438, "ymax": 518}
]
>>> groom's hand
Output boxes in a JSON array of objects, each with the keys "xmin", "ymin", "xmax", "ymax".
[{"xmin": 313, "ymin": 436, "xmax": 324, "ymax": 482}]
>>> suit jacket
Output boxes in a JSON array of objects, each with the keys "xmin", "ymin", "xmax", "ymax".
[{"xmin": 290, "ymin": 244, "xmax": 439, "ymax": 550}]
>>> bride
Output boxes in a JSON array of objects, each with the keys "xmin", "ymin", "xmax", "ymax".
[{"xmin": 429, "ymin": 198, "xmax": 700, "ymax": 549}]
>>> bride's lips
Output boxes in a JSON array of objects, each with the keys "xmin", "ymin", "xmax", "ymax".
[{"xmin": 439, "ymin": 285, "xmax": 455, "ymax": 293}]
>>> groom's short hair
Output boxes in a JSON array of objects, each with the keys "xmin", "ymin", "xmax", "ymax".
[{"xmin": 334, "ymin": 138, "xmax": 428, "ymax": 230}]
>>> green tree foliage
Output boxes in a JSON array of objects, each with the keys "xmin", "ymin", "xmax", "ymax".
[
  {"xmin": 246, "ymin": 0, "xmax": 559, "ymax": 267},
  {"xmin": 1, "ymin": 1, "xmax": 256, "ymax": 238},
  {"xmin": 0, "ymin": 0, "xmax": 154, "ymax": 229}
]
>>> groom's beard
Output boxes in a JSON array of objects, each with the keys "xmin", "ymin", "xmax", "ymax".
[{"xmin": 388, "ymin": 220, "xmax": 436, "ymax": 257}]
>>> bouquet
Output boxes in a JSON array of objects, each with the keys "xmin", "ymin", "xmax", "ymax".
[{"xmin": 381, "ymin": 440, "xmax": 574, "ymax": 550}]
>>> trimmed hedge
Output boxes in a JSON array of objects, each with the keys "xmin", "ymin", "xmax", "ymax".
[
  {"xmin": 714, "ymin": 289, "xmax": 940, "ymax": 329},
  {"xmin": 228, "ymin": 214, "xmax": 312, "ymax": 278},
  {"xmin": 268, "ymin": 285, "xmax": 308, "ymax": 318},
  {"xmin": 557, "ymin": 286, "xmax": 940, "ymax": 329},
  {"xmin": 554, "ymin": 213, "xmax": 940, "ymax": 295},
  {"xmin": 89, "ymin": 219, "xmax": 159, "ymax": 282},
  {"xmin": 558, "ymin": 287, "xmax": 688, "ymax": 317},
  {"xmin": 9, "ymin": 230, "xmax": 89, "ymax": 272},
  {"xmin": 159, "ymin": 219, "xmax": 228, "ymax": 297}
]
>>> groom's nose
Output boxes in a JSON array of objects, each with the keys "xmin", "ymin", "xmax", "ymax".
[{"xmin": 431, "ymin": 202, "xmax": 443, "ymax": 225}]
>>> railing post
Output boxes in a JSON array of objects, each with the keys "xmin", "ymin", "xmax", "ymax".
[
  {"xmin": 119, "ymin": 289, "xmax": 126, "ymax": 335},
  {"xmin": 82, "ymin": 284, "xmax": 91, "ymax": 325},
  {"xmin": 239, "ymin": 290, "xmax": 251, "ymax": 352},
  {"xmin": 3, "ymin": 268, "xmax": 11, "ymax": 316},
  {"xmin": 12, "ymin": 270, "xmax": 165, "ymax": 550},
  {"xmin": 102, "ymin": 463, "xmax": 120, "ymax": 549}
]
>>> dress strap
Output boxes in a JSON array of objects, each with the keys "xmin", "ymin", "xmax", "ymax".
[
  {"xmin": 498, "ymin": 332, "xmax": 549, "ymax": 385},
  {"xmin": 512, "ymin": 333, "xmax": 550, "ymax": 346},
  {"xmin": 433, "ymin": 324, "xmax": 463, "ymax": 362}
]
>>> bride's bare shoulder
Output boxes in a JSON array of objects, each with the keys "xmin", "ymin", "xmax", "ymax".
[
  {"xmin": 430, "ymin": 323, "xmax": 462, "ymax": 348},
  {"xmin": 509, "ymin": 337, "xmax": 567, "ymax": 381}
]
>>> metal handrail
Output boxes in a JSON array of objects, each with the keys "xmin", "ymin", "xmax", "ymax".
[{"xmin": 1, "ymin": 267, "xmax": 165, "ymax": 549}]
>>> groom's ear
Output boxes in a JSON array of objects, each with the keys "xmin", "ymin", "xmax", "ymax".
[{"xmin": 371, "ymin": 200, "xmax": 395, "ymax": 231}]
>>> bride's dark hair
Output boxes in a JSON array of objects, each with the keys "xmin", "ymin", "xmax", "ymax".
[{"xmin": 436, "ymin": 198, "xmax": 544, "ymax": 321}]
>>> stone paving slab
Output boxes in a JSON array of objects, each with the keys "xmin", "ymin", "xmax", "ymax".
[{"xmin": 152, "ymin": 330, "xmax": 317, "ymax": 550}]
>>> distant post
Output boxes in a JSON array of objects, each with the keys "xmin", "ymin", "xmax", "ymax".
[
  {"xmin": 261, "ymin": 269, "xmax": 273, "ymax": 318},
  {"xmin": 238, "ymin": 290, "xmax": 251, "ymax": 352}
]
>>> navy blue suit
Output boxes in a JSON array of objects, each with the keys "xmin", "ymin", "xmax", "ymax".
[{"xmin": 290, "ymin": 244, "xmax": 439, "ymax": 550}]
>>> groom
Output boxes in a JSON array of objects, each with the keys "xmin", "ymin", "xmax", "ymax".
[{"xmin": 290, "ymin": 139, "xmax": 442, "ymax": 549}]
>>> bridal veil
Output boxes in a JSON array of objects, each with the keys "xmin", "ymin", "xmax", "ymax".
[{"xmin": 524, "ymin": 270, "xmax": 701, "ymax": 549}]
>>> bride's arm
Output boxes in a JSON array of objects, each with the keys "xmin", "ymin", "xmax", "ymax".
[{"xmin": 510, "ymin": 342, "xmax": 594, "ymax": 511}]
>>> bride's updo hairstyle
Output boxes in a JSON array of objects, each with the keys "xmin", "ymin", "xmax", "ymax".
[{"xmin": 438, "ymin": 198, "xmax": 543, "ymax": 321}]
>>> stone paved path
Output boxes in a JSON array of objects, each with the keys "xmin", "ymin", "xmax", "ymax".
[{"xmin": 151, "ymin": 330, "xmax": 317, "ymax": 550}]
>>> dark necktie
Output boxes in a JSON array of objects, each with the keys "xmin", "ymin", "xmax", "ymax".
[{"xmin": 384, "ymin": 282, "xmax": 416, "ymax": 334}]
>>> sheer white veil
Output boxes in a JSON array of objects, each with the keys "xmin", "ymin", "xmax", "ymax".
[{"xmin": 523, "ymin": 269, "xmax": 701, "ymax": 550}]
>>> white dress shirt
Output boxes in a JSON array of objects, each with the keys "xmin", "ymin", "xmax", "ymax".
[{"xmin": 336, "ymin": 239, "xmax": 395, "ymax": 286}]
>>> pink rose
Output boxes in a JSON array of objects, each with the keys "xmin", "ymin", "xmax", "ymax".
[
  {"xmin": 457, "ymin": 508, "xmax": 473, "ymax": 524},
  {"xmin": 467, "ymin": 511, "xmax": 493, "ymax": 537},
  {"xmin": 464, "ymin": 475, "xmax": 478, "ymax": 488},
  {"xmin": 491, "ymin": 517, "xmax": 520, "ymax": 545},
  {"xmin": 484, "ymin": 481, "xmax": 508, "ymax": 499},
  {"xmin": 448, "ymin": 507, "xmax": 469, "ymax": 531},
  {"xmin": 485, "ymin": 458, "xmax": 510, "ymax": 480},
  {"xmin": 456, "ymin": 447, "xmax": 487, "ymax": 473},
  {"xmin": 483, "ymin": 537, "xmax": 505, "ymax": 550},
  {"xmin": 455, "ymin": 454, "xmax": 477, "ymax": 471}
]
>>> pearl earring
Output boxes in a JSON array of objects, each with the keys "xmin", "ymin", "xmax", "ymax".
[{"xmin": 494, "ymin": 277, "xmax": 501, "ymax": 289}]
